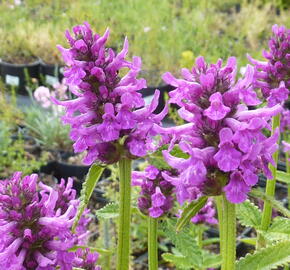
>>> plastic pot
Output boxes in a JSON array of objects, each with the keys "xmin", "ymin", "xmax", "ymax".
[
  {"xmin": 39, "ymin": 60, "xmax": 64, "ymax": 85},
  {"xmin": 0, "ymin": 59, "xmax": 40, "ymax": 95},
  {"xmin": 139, "ymin": 84, "xmax": 175, "ymax": 113}
]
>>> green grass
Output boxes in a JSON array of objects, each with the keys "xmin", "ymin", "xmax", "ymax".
[{"xmin": 0, "ymin": 0, "xmax": 289, "ymax": 84}]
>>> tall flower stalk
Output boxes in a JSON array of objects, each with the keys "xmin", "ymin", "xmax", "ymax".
[
  {"xmin": 132, "ymin": 165, "xmax": 175, "ymax": 269},
  {"xmin": 158, "ymin": 55, "xmax": 282, "ymax": 268},
  {"xmin": 249, "ymin": 25, "xmax": 289, "ymax": 248},
  {"xmin": 55, "ymin": 22, "xmax": 167, "ymax": 269},
  {"xmin": 258, "ymin": 114, "xmax": 281, "ymax": 248},
  {"xmin": 117, "ymin": 157, "xmax": 132, "ymax": 270},
  {"xmin": 148, "ymin": 217, "xmax": 158, "ymax": 270},
  {"xmin": 216, "ymin": 194, "xmax": 236, "ymax": 270}
]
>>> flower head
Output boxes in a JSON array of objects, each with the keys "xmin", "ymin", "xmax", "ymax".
[
  {"xmin": 248, "ymin": 24, "xmax": 289, "ymax": 107},
  {"xmin": 55, "ymin": 22, "xmax": 167, "ymax": 165},
  {"xmin": 132, "ymin": 165, "xmax": 175, "ymax": 218},
  {"xmin": 160, "ymin": 56, "xmax": 282, "ymax": 204},
  {"xmin": 0, "ymin": 172, "xmax": 100, "ymax": 270}
]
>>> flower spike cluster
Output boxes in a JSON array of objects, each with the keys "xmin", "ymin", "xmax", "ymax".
[
  {"xmin": 248, "ymin": 24, "xmax": 289, "ymax": 107},
  {"xmin": 0, "ymin": 172, "xmax": 101, "ymax": 270},
  {"xmin": 132, "ymin": 165, "xmax": 175, "ymax": 218},
  {"xmin": 159, "ymin": 56, "xmax": 282, "ymax": 204},
  {"xmin": 55, "ymin": 22, "xmax": 167, "ymax": 165}
]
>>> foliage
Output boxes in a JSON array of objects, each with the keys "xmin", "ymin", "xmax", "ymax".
[
  {"xmin": 24, "ymin": 104, "xmax": 72, "ymax": 152},
  {"xmin": 0, "ymin": 121, "xmax": 46, "ymax": 178},
  {"xmin": 236, "ymin": 200, "xmax": 262, "ymax": 228},
  {"xmin": 161, "ymin": 218, "xmax": 221, "ymax": 269},
  {"xmin": 95, "ymin": 203, "xmax": 119, "ymax": 219},
  {"xmin": 72, "ymin": 164, "xmax": 104, "ymax": 232},
  {"xmin": 250, "ymin": 188, "xmax": 290, "ymax": 218},
  {"xmin": 236, "ymin": 241, "xmax": 290, "ymax": 270},
  {"xmin": 0, "ymin": 0, "xmax": 289, "ymax": 83},
  {"xmin": 176, "ymin": 196, "xmax": 208, "ymax": 232}
]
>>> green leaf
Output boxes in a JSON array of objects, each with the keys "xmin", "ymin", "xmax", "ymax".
[
  {"xmin": 162, "ymin": 253, "xmax": 192, "ymax": 269},
  {"xmin": 148, "ymin": 149, "xmax": 171, "ymax": 170},
  {"xmin": 276, "ymin": 170, "xmax": 290, "ymax": 184},
  {"xmin": 69, "ymin": 245, "xmax": 112, "ymax": 255},
  {"xmin": 239, "ymin": 238, "xmax": 256, "ymax": 246},
  {"xmin": 202, "ymin": 251, "xmax": 222, "ymax": 268},
  {"xmin": 95, "ymin": 202, "xmax": 119, "ymax": 219},
  {"xmin": 72, "ymin": 164, "xmax": 104, "ymax": 232},
  {"xmin": 170, "ymin": 145, "xmax": 190, "ymax": 159},
  {"xmin": 202, "ymin": 237, "xmax": 220, "ymax": 246},
  {"xmin": 162, "ymin": 219, "xmax": 203, "ymax": 268},
  {"xmin": 147, "ymin": 145, "xmax": 189, "ymax": 170},
  {"xmin": 176, "ymin": 196, "xmax": 208, "ymax": 232},
  {"xmin": 261, "ymin": 217, "xmax": 290, "ymax": 242},
  {"xmin": 236, "ymin": 241, "xmax": 290, "ymax": 270},
  {"xmin": 236, "ymin": 200, "xmax": 262, "ymax": 228},
  {"xmin": 250, "ymin": 189, "xmax": 290, "ymax": 218}
]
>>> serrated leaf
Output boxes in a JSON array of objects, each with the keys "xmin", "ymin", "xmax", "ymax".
[
  {"xmin": 176, "ymin": 196, "xmax": 208, "ymax": 232},
  {"xmin": 95, "ymin": 202, "xmax": 119, "ymax": 219},
  {"xmin": 276, "ymin": 170, "xmax": 290, "ymax": 184},
  {"xmin": 261, "ymin": 217, "xmax": 290, "ymax": 242},
  {"xmin": 162, "ymin": 219, "xmax": 203, "ymax": 267},
  {"xmin": 236, "ymin": 200, "xmax": 262, "ymax": 228},
  {"xmin": 250, "ymin": 189, "xmax": 290, "ymax": 218},
  {"xmin": 72, "ymin": 164, "xmax": 104, "ymax": 232},
  {"xmin": 162, "ymin": 253, "xmax": 192, "ymax": 269},
  {"xmin": 236, "ymin": 241, "xmax": 290, "ymax": 270},
  {"xmin": 202, "ymin": 251, "xmax": 222, "ymax": 268}
]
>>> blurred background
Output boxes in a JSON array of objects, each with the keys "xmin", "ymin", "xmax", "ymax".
[
  {"xmin": 0, "ymin": 1, "xmax": 289, "ymax": 269},
  {"xmin": 0, "ymin": 0, "xmax": 289, "ymax": 85}
]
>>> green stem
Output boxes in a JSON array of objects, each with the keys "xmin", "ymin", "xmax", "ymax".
[
  {"xmin": 215, "ymin": 196, "xmax": 224, "ymax": 260},
  {"xmin": 286, "ymin": 150, "xmax": 290, "ymax": 210},
  {"xmin": 216, "ymin": 194, "xmax": 236, "ymax": 270},
  {"xmin": 148, "ymin": 217, "xmax": 158, "ymax": 270},
  {"xmin": 117, "ymin": 158, "xmax": 132, "ymax": 270},
  {"xmin": 103, "ymin": 219, "xmax": 111, "ymax": 270},
  {"xmin": 197, "ymin": 225, "xmax": 204, "ymax": 249},
  {"xmin": 257, "ymin": 114, "xmax": 281, "ymax": 249}
]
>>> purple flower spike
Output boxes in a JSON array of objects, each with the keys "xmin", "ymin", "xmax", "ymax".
[
  {"xmin": 55, "ymin": 22, "xmax": 167, "ymax": 165},
  {"xmin": 159, "ymin": 54, "xmax": 282, "ymax": 204},
  {"xmin": 0, "ymin": 172, "xmax": 101, "ymax": 270},
  {"xmin": 248, "ymin": 24, "xmax": 289, "ymax": 107},
  {"xmin": 132, "ymin": 165, "xmax": 175, "ymax": 218},
  {"xmin": 204, "ymin": 92, "xmax": 230, "ymax": 120},
  {"xmin": 224, "ymin": 171, "xmax": 250, "ymax": 203}
]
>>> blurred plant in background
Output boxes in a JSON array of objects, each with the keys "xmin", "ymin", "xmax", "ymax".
[{"xmin": 0, "ymin": 0, "xmax": 289, "ymax": 84}]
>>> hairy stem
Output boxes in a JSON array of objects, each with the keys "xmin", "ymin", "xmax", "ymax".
[
  {"xmin": 148, "ymin": 217, "xmax": 158, "ymax": 270},
  {"xmin": 257, "ymin": 114, "xmax": 281, "ymax": 249},
  {"xmin": 197, "ymin": 225, "xmax": 204, "ymax": 249},
  {"xmin": 216, "ymin": 194, "xmax": 236, "ymax": 270},
  {"xmin": 116, "ymin": 158, "xmax": 132, "ymax": 270},
  {"xmin": 286, "ymin": 150, "xmax": 290, "ymax": 210}
]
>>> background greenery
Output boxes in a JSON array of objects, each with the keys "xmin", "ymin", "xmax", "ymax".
[{"xmin": 0, "ymin": 0, "xmax": 289, "ymax": 85}]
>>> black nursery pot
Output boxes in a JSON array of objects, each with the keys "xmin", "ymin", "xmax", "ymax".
[
  {"xmin": 40, "ymin": 60, "xmax": 64, "ymax": 85},
  {"xmin": 139, "ymin": 84, "xmax": 175, "ymax": 114},
  {"xmin": 0, "ymin": 59, "xmax": 40, "ymax": 95},
  {"xmin": 39, "ymin": 160, "xmax": 110, "ymax": 196}
]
